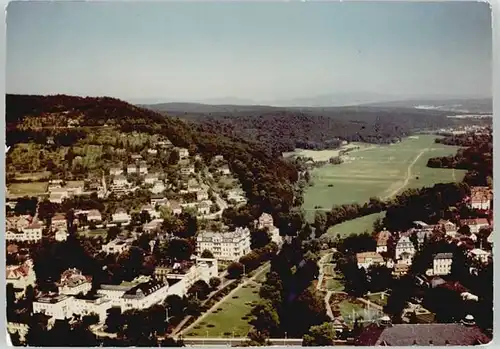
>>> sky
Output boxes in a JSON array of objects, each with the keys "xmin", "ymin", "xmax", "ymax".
[{"xmin": 6, "ymin": 1, "xmax": 493, "ymax": 105}]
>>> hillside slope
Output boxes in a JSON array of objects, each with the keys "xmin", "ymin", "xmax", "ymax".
[{"xmin": 6, "ymin": 94, "xmax": 298, "ymax": 214}]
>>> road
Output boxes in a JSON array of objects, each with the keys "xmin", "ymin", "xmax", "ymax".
[
  {"xmin": 383, "ymin": 148, "xmax": 428, "ymax": 200},
  {"xmin": 182, "ymin": 337, "xmax": 348, "ymax": 347},
  {"xmin": 176, "ymin": 262, "xmax": 270, "ymax": 337}
]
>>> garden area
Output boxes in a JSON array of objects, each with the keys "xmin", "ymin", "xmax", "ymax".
[
  {"xmin": 365, "ymin": 292, "xmax": 389, "ymax": 307},
  {"xmin": 184, "ymin": 282, "xmax": 261, "ymax": 338},
  {"xmin": 330, "ymin": 293, "xmax": 382, "ymax": 326}
]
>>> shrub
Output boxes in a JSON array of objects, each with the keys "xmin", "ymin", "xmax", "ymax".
[{"xmin": 207, "ymin": 324, "xmax": 215, "ymax": 328}]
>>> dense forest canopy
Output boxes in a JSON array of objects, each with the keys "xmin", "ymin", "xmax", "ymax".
[{"xmin": 144, "ymin": 103, "xmax": 478, "ymax": 154}]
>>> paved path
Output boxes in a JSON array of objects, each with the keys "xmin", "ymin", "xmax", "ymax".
[
  {"xmin": 383, "ymin": 149, "xmax": 428, "ymax": 199},
  {"xmin": 176, "ymin": 262, "xmax": 270, "ymax": 338},
  {"xmin": 325, "ymin": 291, "xmax": 334, "ymax": 320}
]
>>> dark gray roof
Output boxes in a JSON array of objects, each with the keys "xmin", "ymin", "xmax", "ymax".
[{"xmin": 375, "ymin": 324, "xmax": 490, "ymax": 346}]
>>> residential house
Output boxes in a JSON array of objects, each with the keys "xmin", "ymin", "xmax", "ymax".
[
  {"xmin": 150, "ymin": 181, "xmax": 166, "ymax": 195},
  {"xmin": 180, "ymin": 165, "xmax": 195, "ymax": 176},
  {"xmin": 113, "ymin": 175, "xmax": 128, "ymax": 187},
  {"xmin": 170, "ymin": 201, "xmax": 182, "ymax": 215},
  {"xmin": 178, "ymin": 148, "xmax": 190, "ymax": 159},
  {"xmin": 356, "ymin": 252, "xmax": 384, "ymax": 270},
  {"xmin": 6, "ymin": 216, "xmax": 32, "ymax": 232},
  {"xmin": 66, "ymin": 182, "xmax": 84, "ymax": 196},
  {"xmin": 55, "ymin": 230, "xmax": 68, "ymax": 242},
  {"xmin": 145, "ymin": 173, "xmax": 159, "ymax": 185},
  {"xmin": 197, "ymin": 190, "xmax": 209, "ymax": 201},
  {"xmin": 131, "ymin": 154, "xmax": 143, "ymax": 161},
  {"xmin": 395, "ymin": 236, "xmax": 416, "ymax": 261},
  {"xmin": 469, "ymin": 186, "xmax": 492, "ymax": 210},
  {"xmin": 138, "ymin": 161, "xmax": 148, "ymax": 175},
  {"xmin": 460, "ymin": 218, "xmax": 490, "ymax": 234},
  {"xmin": 143, "ymin": 219, "xmax": 163, "ymax": 233},
  {"xmin": 33, "ymin": 294, "xmax": 74, "ymax": 320},
  {"xmin": 87, "ymin": 209, "xmax": 102, "ymax": 222},
  {"xmin": 57, "ymin": 268, "xmax": 92, "ymax": 296},
  {"xmin": 393, "ymin": 262, "xmax": 409, "ymax": 277},
  {"xmin": 219, "ymin": 165, "xmax": 231, "ymax": 176},
  {"xmin": 433, "ymin": 252, "xmax": 453, "ymax": 276},
  {"xmin": 147, "ymin": 148, "xmax": 158, "ymax": 155},
  {"xmin": 109, "ymin": 167, "xmax": 123, "ymax": 176},
  {"xmin": 196, "ymin": 227, "xmax": 251, "ymax": 261},
  {"xmin": 399, "ymin": 252, "xmax": 413, "ymax": 266},
  {"xmin": 438, "ymin": 219, "xmax": 457, "ymax": 237},
  {"xmin": 22, "ymin": 221, "xmax": 44, "ymax": 241},
  {"xmin": 127, "ymin": 164, "xmax": 137, "ymax": 174},
  {"xmin": 6, "ymin": 259, "xmax": 36, "ymax": 292},
  {"xmin": 197, "ymin": 201, "xmax": 211, "ymax": 215},
  {"xmin": 468, "ymin": 248, "xmax": 491, "ymax": 264},
  {"xmin": 112, "ymin": 208, "xmax": 131, "ymax": 225},
  {"xmin": 376, "ymin": 229, "xmax": 392, "ymax": 253},
  {"xmin": 51, "ymin": 214, "xmax": 67, "ymax": 231},
  {"xmin": 256, "ymin": 213, "xmax": 274, "ymax": 230},
  {"xmin": 101, "ymin": 238, "xmax": 132, "ymax": 254},
  {"xmin": 150, "ymin": 195, "xmax": 170, "ymax": 208}
]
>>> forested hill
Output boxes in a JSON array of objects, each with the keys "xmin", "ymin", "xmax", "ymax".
[
  {"xmin": 143, "ymin": 102, "xmax": 468, "ymax": 154},
  {"xmin": 6, "ymin": 94, "xmax": 298, "ymax": 214}
]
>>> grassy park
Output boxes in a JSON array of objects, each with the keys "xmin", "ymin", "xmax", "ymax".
[{"xmin": 303, "ymin": 135, "xmax": 467, "ymax": 220}]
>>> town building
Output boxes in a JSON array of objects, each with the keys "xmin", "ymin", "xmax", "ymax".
[
  {"xmin": 112, "ymin": 208, "xmax": 131, "ymax": 225},
  {"xmin": 468, "ymin": 248, "xmax": 491, "ymax": 264},
  {"xmin": 438, "ymin": 219, "xmax": 457, "ymax": 237},
  {"xmin": 113, "ymin": 175, "xmax": 128, "ymax": 187},
  {"xmin": 33, "ymin": 294, "xmax": 74, "ymax": 320},
  {"xmin": 150, "ymin": 195, "xmax": 170, "ymax": 208},
  {"xmin": 177, "ymin": 147, "xmax": 190, "ymax": 159},
  {"xmin": 6, "ymin": 259, "xmax": 36, "ymax": 292},
  {"xmin": 51, "ymin": 214, "xmax": 67, "ymax": 231},
  {"xmin": 219, "ymin": 165, "xmax": 231, "ymax": 176},
  {"xmin": 145, "ymin": 173, "xmax": 159, "ymax": 185},
  {"xmin": 197, "ymin": 201, "xmax": 211, "ymax": 215},
  {"xmin": 121, "ymin": 281, "xmax": 169, "ymax": 311},
  {"xmin": 147, "ymin": 148, "xmax": 158, "ymax": 155},
  {"xmin": 469, "ymin": 186, "xmax": 492, "ymax": 210},
  {"xmin": 196, "ymin": 227, "xmax": 251, "ymax": 261},
  {"xmin": 197, "ymin": 190, "xmax": 209, "ymax": 201},
  {"xmin": 138, "ymin": 161, "xmax": 148, "ymax": 175},
  {"xmin": 109, "ymin": 167, "xmax": 123, "ymax": 176},
  {"xmin": 356, "ymin": 252, "xmax": 384, "ymax": 270},
  {"xmin": 55, "ymin": 230, "xmax": 68, "ymax": 242},
  {"xmin": 433, "ymin": 252, "xmax": 453, "ymax": 276},
  {"xmin": 150, "ymin": 181, "xmax": 166, "ymax": 195},
  {"xmin": 376, "ymin": 229, "xmax": 391, "ymax": 254},
  {"xmin": 395, "ymin": 236, "xmax": 415, "ymax": 261},
  {"xmin": 57, "ymin": 268, "xmax": 92, "ymax": 296},
  {"xmin": 460, "ymin": 218, "xmax": 490, "ymax": 234},
  {"xmin": 393, "ymin": 262, "xmax": 409, "ymax": 277},
  {"xmin": 71, "ymin": 294, "xmax": 112, "ymax": 323},
  {"xmin": 87, "ymin": 209, "xmax": 102, "ymax": 222},
  {"xmin": 101, "ymin": 238, "xmax": 132, "ymax": 254},
  {"xmin": 127, "ymin": 164, "xmax": 137, "ymax": 174},
  {"xmin": 170, "ymin": 201, "xmax": 182, "ymax": 215}
]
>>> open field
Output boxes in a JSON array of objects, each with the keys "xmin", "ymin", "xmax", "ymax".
[
  {"xmin": 185, "ymin": 282, "xmax": 261, "ymax": 337},
  {"xmin": 13, "ymin": 171, "xmax": 51, "ymax": 181},
  {"xmin": 326, "ymin": 212, "xmax": 386, "ymax": 237},
  {"xmin": 303, "ymin": 135, "xmax": 467, "ymax": 219},
  {"xmin": 283, "ymin": 143, "xmax": 372, "ymax": 162},
  {"xmin": 7, "ymin": 182, "xmax": 49, "ymax": 196},
  {"xmin": 366, "ymin": 292, "xmax": 389, "ymax": 307}
]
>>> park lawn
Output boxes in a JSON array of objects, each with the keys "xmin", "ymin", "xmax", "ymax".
[
  {"xmin": 8, "ymin": 181, "xmax": 49, "ymax": 196},
  {"xmin": 185, "ymin": 283, "xmax": 261, "ymax": 337},
  {"xmin": 78, "ymin": 229, "xmax": 107, "ymax": 238},
  {"xmin": 325, "ymin": 277, "xmax": 345, "ymax": 292},
  {"xmin": 366, "ymin": 292, "xmax": 388, "ymax": 307},
  {"xmin": 303, "ymin": 135, "xmax": 465, "ymax": 220},
  {"xmin": 337, "ymin": 299, "xmax": 365, "ymax": 321},
  {"xmin": 326, "ymin": 212, "xmax": 386, "ymax": 238}
]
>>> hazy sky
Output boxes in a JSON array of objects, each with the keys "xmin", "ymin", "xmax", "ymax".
[{"xmin": 6, "ymin": 1, "xmax": 492, "ymax": 104}]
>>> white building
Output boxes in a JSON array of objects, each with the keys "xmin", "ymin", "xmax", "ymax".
[
  {"xmin": 460, "ymin": 218, "xmax": 490, "ymax": 234},
  {"xmin": 113, "ymin": 175, "xmax": 128, "ymax": 187},
  {"xmin": 98, "ymin": 281, "xmax": 169, "ymax": 312},
  {"xmin": 196, "ymin": 227, "xmax": 251, "ymax": 261},
  {"xmin": 109, "ymin": 167, "xmax": 123, "ymax": 176},
  {"xmin": 178, "ymin": 148, "xmax": 190, "ymax": 159},
  {"xmin": 101, "ymin": 239, "xmax": 131, "ymax": 254},
  {"xmin": 127, "ymin": 164, "xmax": 137, "ymax": 174},
  {"xmin": 112, "ymin": 208, "xmax": 131, "ymax": 225},
  {"xmin": 356, "ymin": 252, "xmax": 384, "ymax": 270},
  {"xmin": 87, "ymin": 209, "xmax": 102, "ymax": 222},
  {"xmin": 197, "ymin": 190, "xmax": 209, "ymax": 201},
  {"xmin": 72, "ymin": 294, "xmax": 112, "ymax": 323},
  {"xmin": 6, "ymin": 227, "xmax": 43, "ymax": 242},
  {"xmin": 468, "ymin": 248, "xmax": 491, "ymax": 264},
  {"xmin": 150, "ymin": 181, "xmax": 166, "ymax": 195},
  {"xmin": 57, "ymin": 268, "xmax": 92, "ymax": 296},
  {"xmin": 256, "ymin": 213, "xmax": 274, "ymax": 230},
  {"xmin": 395, "ymin": 236, "xmax": 416, "ymax": 261},
  {"xmin": 147, "ymin": 148, "xmax": 158, "ymax": 155},
  {"xmin": 433, "ymin": 252, "xmax": 453, "ymax": 276},
  {"xmin": 219, "ymin": 165, "xmax": 231, "ymax": 176},
  {"xmin": 33, "ymin": 294, "xmax": 74, "ymax": 320},
  {"xmin": 55, "ymin": 230, "xmax": 68, "ymax": 242},
  {"xmin": 469, "ymin": 186, "xmax": 492, "ymax": 210},
  {"xmin": 138, "ymin": 162, "xmax": 148, "ymax": 175},
  {"xmin": 438, "ymin": 220, "xmax": 457, "ymax": 237},
  {"xmin": 145, "ymin": 173, "xmax": 159, "ymax": 185},
  {"xmin": 197, "ymin": 201, "xmax": 211, "ymax": 215}
]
